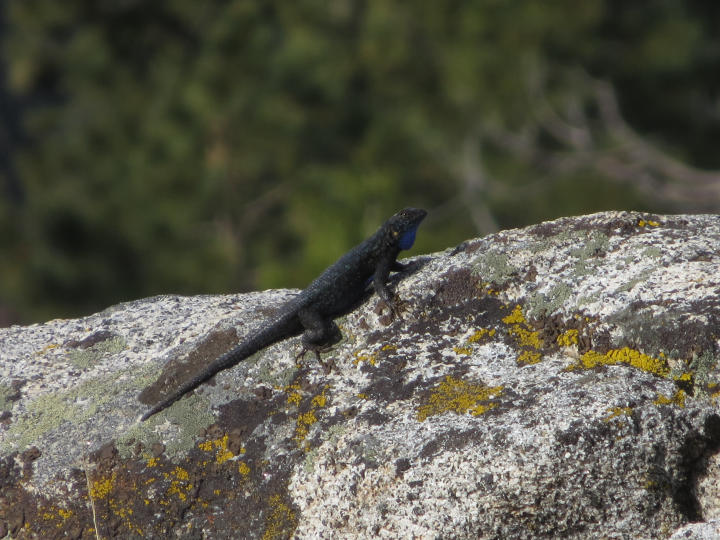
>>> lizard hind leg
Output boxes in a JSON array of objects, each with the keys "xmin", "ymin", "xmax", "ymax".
[{"xmin": 296, "ymin": 308, "xmax": 342, "ymax": 372}]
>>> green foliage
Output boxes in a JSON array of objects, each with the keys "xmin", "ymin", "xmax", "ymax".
[{"xmin": 1, "ymin": 0, "xmax": 718, "ymax": 322}]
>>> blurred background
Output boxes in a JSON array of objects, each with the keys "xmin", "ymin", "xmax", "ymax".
[{"xmin": 1, "ymin": 1, "xmax": 720, "ymax": 325}]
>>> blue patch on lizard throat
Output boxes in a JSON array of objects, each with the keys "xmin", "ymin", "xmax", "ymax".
[{"xmin": 398, "ymin": 226, "xmax": 418, "ymax": 250}]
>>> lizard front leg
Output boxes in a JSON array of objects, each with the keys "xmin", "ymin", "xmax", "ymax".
[{"xmin": 373, "ymin": 254, "xmax": 403, "ymax": 318}]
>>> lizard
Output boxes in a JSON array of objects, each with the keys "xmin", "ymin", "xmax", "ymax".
[{"xmin": 140, "ymin": 207, "xmax": 427, "ymax": 421}]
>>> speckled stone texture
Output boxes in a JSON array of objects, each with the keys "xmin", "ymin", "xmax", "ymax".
[{"xmin": 2, "ymin": 211, "xmax": 720, "ymax": 539}]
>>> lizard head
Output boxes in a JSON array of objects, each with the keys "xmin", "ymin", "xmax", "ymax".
[{"xmin": 386, "ymin": 208, "xmax": 427, "ymax": 251}]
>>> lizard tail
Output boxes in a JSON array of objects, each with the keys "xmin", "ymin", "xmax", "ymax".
[{"xmin": 140, "ymin": 310, "xmax": 300, "ymax": 421}]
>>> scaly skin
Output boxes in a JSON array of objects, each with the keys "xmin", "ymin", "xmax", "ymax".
[{"xmin": 140, "ymin": 208, "xmax": 427, "ymax": 421}]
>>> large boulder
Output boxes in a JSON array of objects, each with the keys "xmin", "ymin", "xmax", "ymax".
[{"xmin": 2, "ymin": 211, "xmax": 720, "ymax": 539}]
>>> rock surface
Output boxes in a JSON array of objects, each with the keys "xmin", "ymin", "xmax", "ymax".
[{"xmin": 2, "ymin": 210, "xmax": 720, "ymax": 539}]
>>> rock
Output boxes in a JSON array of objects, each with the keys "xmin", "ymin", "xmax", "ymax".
[
  {"xmin": 669, "ymin": 520, "xmax": 720, "ymax": 540},
  {"xmin": 1, "ymin": 210, "xmax": 720, "ymax": 539}
]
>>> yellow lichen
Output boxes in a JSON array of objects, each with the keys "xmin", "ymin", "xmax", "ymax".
[
  {"xmin": 173, "ymin": 466, "xmax": 189, "ymax": 481},
  {"xmin": 417, "ymin": 376, "xmax": 503, "ymax": 422},
  {"xmin": 453, "ymin": 346, "xmax": 472, "ymax": 356},
  {"xmin": 468, "ymin": 328, "xmax": 496, "ymax": 343},
  {"xmin": 604, "ymin": 406, "xmax": 633, "ymax": 422},
  {"xmin": 90, "ymin": 472, "xmax": 116, "ymax": 500},
  {"xmin": 167, "ymin": 480, "xmax": 192, "ymax": 501},
  {"xmin": 163, "ymin": 467, "xmax": 193, "ymax": 502},
  {"xmin": 197, "ymin": 440, "xmax": 213, "ymax": 451},
  {"xmin": 238, "ymin": 461, "xmax": 251, "ymax": 476},
  {"xmin": 37, "ymin": 343, "xmax": 59, "ymax": 355},
  {"xmin": 557, "ymin": 329, "xmax": 579, "ymax": 347},
  {"xmin": 146, "ymin": 457, "xmax": 159, "ymax": 468},
  {"xmin": 510, "ymin": 325, "xmax": 543, "ymax": 349},
  {"xmin": 517, "ymin": 350, "xmax": 542, "ymax": 365},
  {"xmin": 262, "ymin": 494, "xmax": 297, "ymax": 540},
  {"xmin": 638, "ymin": 219, "xmax": 660, "ymax": 227},
  {"xmin": 381, "ymin": 344, "xmax": 397, "ymax": 351},
  {"xmin": 198, "ymin": 434, "xmax": 235, "ymax": 464},
  {"xmin": 502, "ymin": 305, "xmax": 543, "ymax": 364},
  {"xmin": 293, "ymin": 386, "xmax": 329, "ymax": 448},
  {"xmin": 654, "ymin": 390, "xmax": 686, "ymax": 408},
  {"xmin": 216, "ymin": 448, "xmax": 234, "ymax": 464},
  {"xmin": 353, "ymin": 352, "xmax": 377, "ymax": 366},
  {"xmin": 298, "ymin": 410, "xmax": 317, "ymax": 426},
  {"xmin": 502, "ymin": 305, "xmax": 526, "ymax": 325},
  {"xmin": 568, "ymin": 347, "xmax": 670, "ymax": 378},
  {"xmin": 311, "ymin": 393, "xmax": 326, "ymax": 407}
]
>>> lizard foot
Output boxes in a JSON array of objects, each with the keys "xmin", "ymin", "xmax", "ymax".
[
  {"xmin": 379, "ymin": 296, "xmax": 406, "ymax": 321},
  {"xmin": 295, "ymin": 345, "xmax": 335, "ymax": 373}
]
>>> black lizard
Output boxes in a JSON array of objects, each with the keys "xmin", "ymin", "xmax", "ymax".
[{"xmin": 140, "ymin": 207, "xmax": 427, "ymax": 421}]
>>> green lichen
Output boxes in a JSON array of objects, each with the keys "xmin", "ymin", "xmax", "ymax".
[
  {"xmin": 417, "ymin": 376, "xmax": 503, "ymax": 422},
  {"xmin": 472, "ymin": 250, "xmax": 518, "ymax": 286},
  {"xmin": 303, "ymin": 423, "xmax": 346, "ymax": 473},
  {"xmin": 1, "ymin": 362, "xmax": 158, "ymax": 453},
  {"xmin": 120, "ymin": 391, "xmax": 215, "ymax": 460},
  {"xmin": 686, "ymin": 350, "xmax": 718, "ymax": 400},
  {"xmin": 254, "ymin": 351, "xmax": 297, "ymax": 388},
  {"xmin": 642, "ymin": 246, "xmax": 663, "ymax": 258},
  {"xmin": 67, "ymin": 336, "xmax": 127, "ymax": 369},
  {"xmin": 526, "ymin": 282, "xmax": 573, "ymax": 318},
  {"xmin": 614, "ymin": 276, "xmax": 646, "ymax": 294},
  {"xmin": 0, "ymin": 384, "xmax": 14, "ymax": 411},
  {"xmin": 571, "ymin": 231, "xmax": 610, "ymax": 275},
  {"xmin": 605, "ymin": 308, "xmax": 679, "ymax": 357}
]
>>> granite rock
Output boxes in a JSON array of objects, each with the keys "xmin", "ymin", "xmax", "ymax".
[{"xmin": 2, "ymin": 211, "xmax": 720, "ymax": 539}]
